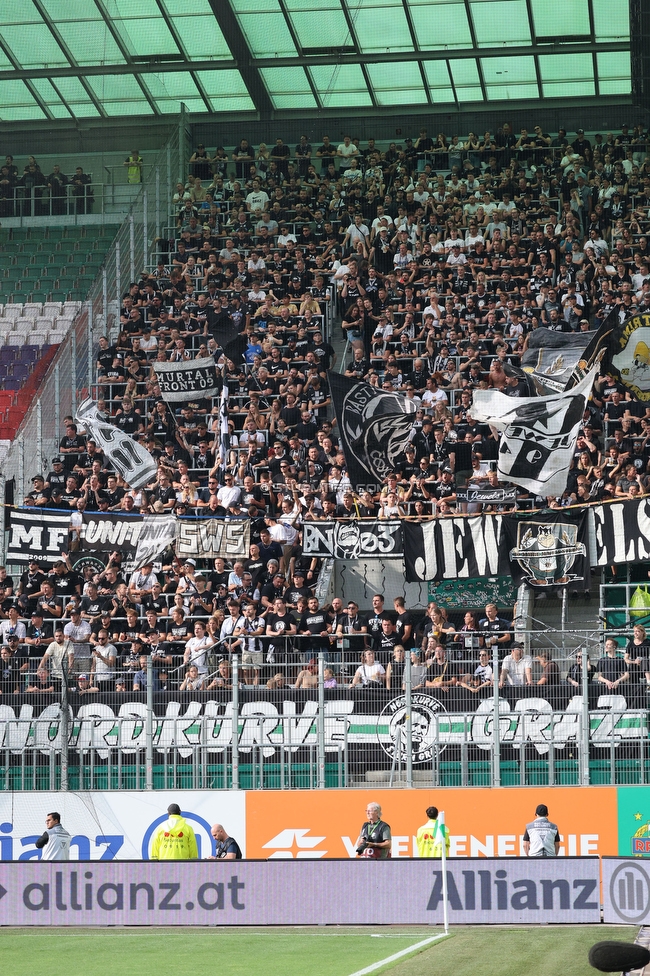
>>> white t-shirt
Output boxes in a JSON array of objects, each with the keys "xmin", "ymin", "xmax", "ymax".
[{"xmin": 354, "ymin": 661, "xmax": 385, "ymax": 685}]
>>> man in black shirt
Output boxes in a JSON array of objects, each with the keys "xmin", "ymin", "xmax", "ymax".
[
  {"xmin": 365, "ymin": 594, "xmax": 393, "ymax": 650},
  {"xmin": 298, "ymin": 597, "xmax": 331, "ymax": 662}
]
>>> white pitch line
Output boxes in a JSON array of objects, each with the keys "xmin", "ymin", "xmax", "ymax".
[{"xmin": 346, "ymin": 933, "xmax": 449, "ymax": 976}]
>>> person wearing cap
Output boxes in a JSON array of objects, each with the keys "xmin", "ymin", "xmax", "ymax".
[
  {"xmin": 63, "ymin": 607, "xmax": 92, "ymax": 645},
  {"xmin": 127, "ymin": 561, "xmax": 157, "ymax": 606},
  {"xmin": 499, "ymin": 643, "xmax": 533, "ymax": 688},
  {"xmin": 76, "ymin": 672, "xmax": 98, "ymax": 695},
  {"xmin": 25, "ymin": 475, "xmax": 50, "ymax": 507}
]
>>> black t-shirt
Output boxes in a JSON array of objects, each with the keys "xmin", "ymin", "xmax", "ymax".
[
  {"xmin": 215, "ymin": 836, "xmax": 242, "ymax": 859},
  {"xmin": 365, "ymin": 610, "xmax": 392, "ymax": 647}
]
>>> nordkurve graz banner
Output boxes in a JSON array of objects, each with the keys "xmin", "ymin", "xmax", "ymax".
[{"xmin": 0, "ymin": 689, "xmax": 643, "ymax": 763}]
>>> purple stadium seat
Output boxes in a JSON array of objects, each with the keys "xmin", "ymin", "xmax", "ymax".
[
  {"xmin": 0, "ymin": 348, "xmax": 17, "ymax": 363},
  {"xmin": 2, "ymin": 378, "xmax": 20, "ymax": 390},
  {"xmin": 11, "ymin": 364, "xmax": 29, "ymax": 381}
]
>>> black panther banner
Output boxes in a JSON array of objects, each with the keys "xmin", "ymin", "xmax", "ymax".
[{"xmin": 328, "ymin": 371, "xmax": 417, "ymax": 493}]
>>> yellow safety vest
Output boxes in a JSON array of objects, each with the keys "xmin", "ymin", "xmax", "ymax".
[
  {"xmin": 150, "ymin": 815, "xmax": 198, "ymax": 860},
  {"xmin": 416, "ymin": 818, "xmax": 449, "ymax": 858}
]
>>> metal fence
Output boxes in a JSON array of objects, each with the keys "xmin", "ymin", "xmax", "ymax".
[
  {"xmin": 1, "ymin": 630, "xmax": 647, "ymax": 792},
  {"xmin": 0, "ymin": 112, "xmax": 188, "ymax": 516}
]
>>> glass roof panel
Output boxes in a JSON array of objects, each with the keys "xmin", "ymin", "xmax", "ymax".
[
  {"xmin": 348, "ymin": 1, "xmax": 413, "ymax": 54},
  {"xmin": 144, "ymin": 72, "xmax": 202, "ymax": 101},
  {"xmin": 102, "ymin": 99, "xmax": 155, "ymax": 116},
  {"xmin": 37, "ymin": 74, "xmax": 103, "ymax": 118},
  {"xmin": 86, "ymin": 73, "xmax": 148, "ymax": 101},
  {"xmin": 0, "ymin": 5, "xmax": 45, "ymax": 25},
  {"xmin": 309, "ymin": 63, "xmax": 372, "ymax": 107},
  {"xmin": 367, "ymin": 58, "xmax": 429, "ymax": 104},
  {"xmin": 289, "ymin": 10, "xmax": 350, "ymax": 49},
  {"xmin": 0, "ymin": 80, "xmax": 46, "ymax": 120},
  {"xmin": 108, "ymin": 0, "xmax": 162, "ymax": 17},
  {"xmin": 171, "ymin": 15, "xmax": 231, "ymax": 59},
  {"xmin": 539, "ymin": 53, "xmax": 595, "ymax": 97},
  {"xmin": 196, "ymin": 70, "xmax": 255, "ymax": 113},
  {"xmin": 28, "ymin": 78, "xmax": 72, "ymax": 118},
  {"xmin": 57, "ymin": 22, "xmax": 124, "ymax": 65},
  {"xmin": 531, "ymin": 0, "xmax": 590, "ymax": 38},
  {"xmin": 480, "ymin": 55, "xmax": 537, "ymax": 85},
  {"xmin": 470, "ymin": 0, "xmax": 531, "ymax": 46},
  {"xmin": 592, "ymin": 0, "xmax": 629, "ymax": 41},
  {"xmin": 449, "ymin": 59, "xmax": 483, "ymax": 102},
  {"xmin": 0, "ymin": 24, "xmax": 69, "ymax": 67},
  {"xmin": 237, "ymin": 12, "xmax": 297, "ymax": 56},
  {"xmin": 163, "ymin": 0, "xmax": 215, "ymax": 15},
  {"xmin": 40, "ymin": 1, "xmax": 104, "ymax": 21},
  {"xmin": 0, "ymin": 48, "xmax": 12, "ymax": 69},
  {"xmin": 109, "ymin": 17, "xmax": 180, "ymax": 57},
  {"xmin": 596, "ymin": 51, "xmax": 631, "ymax": 95},
  {"xmin": 410, "ymin": 1, "xmax": 472, "ymax": 48},
  {"xmin": 259, "ymin": 66, "xmax": 316, "ymax": 107},
  {"xmin": 422, "ymin": 60, "xmax": 455, "ymax": 103}
]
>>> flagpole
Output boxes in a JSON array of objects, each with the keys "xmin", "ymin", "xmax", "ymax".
[{"xmin": 439, "ymin": 810, "xmax": 449, "ymax": 935}]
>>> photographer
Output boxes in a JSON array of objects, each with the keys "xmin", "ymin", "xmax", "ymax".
[{"xmin": 354, "ymin": 802, "xmax": 391, "ymax": 859}]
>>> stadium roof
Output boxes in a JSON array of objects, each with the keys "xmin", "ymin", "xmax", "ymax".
[{"xmin": 0, "ymin": 0, "xmax": 631, "ymax": 121}]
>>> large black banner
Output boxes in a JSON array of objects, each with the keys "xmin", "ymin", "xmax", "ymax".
[
  {"xmin": 403, "ymin": 516, "xmax": 508, "ymax": 583},
  {"xmin": 329, "ymin": 371, "xmax": 416, "ymax": 493},
  {"xmin": 302, "ymin": 519, "xmax": 403, "ymax": 558},
  {"xmin": 153, "ymin": 356, "xmax": 219, "ymax": 403},
  {"xmin": 591, "ymin": 496, "xmax": 650, "ymax": 566},
  {"xmin": 501, "ymin": 509, "xmax": 590, "ymax": 589}
]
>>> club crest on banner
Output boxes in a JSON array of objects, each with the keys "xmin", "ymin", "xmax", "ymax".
[
  {"xmin": 611, "ymin": 315, "xmax": 650, "ymax": 401},
  {"xmin": 509, "ymin": 521, "xmax": 587, "ymax": 587},
  {"xmin": 378, "ymin": 693, "xmax": 447, "ymax": 764}
]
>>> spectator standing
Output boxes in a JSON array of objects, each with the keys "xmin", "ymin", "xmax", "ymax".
[
  {"xmin": 355, "ymin": 802, "xmax": 391, "ymax": 859},
  {"xmin": 416, "ymin": 805, "xmax": 450, "ymax": 858},
  {"xmin": 35, "ymin": 812, "xmax": 71, "ymax": 861},
  {"xmin": 124, "ymin": 149, "xmax": 143, "ymax": 184},
  {"xmin": 150, "ymin": 803, "xmax": 198, "ymax": 860},
  {"xmin": 523, "ymin": 804, "xmax": 560, "ymax": 857}
]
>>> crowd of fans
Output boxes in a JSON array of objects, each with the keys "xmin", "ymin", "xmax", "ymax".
[
  {"xmin": 0, "ymin": 153, "xmax": 93, "ymax": 216},
  {"xmin": 8, "ymin": 120, "xmax": 650, "ymax": 705}
]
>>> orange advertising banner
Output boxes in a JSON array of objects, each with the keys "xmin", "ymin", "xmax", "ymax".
[{"xmin": 246, "ymin": 787, "xmax": 618, "ymax": 860}]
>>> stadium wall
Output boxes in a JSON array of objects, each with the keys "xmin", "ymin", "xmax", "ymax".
[{"xmin": 1, "ymin": 786, "xmax": 648, "ymax": 861}]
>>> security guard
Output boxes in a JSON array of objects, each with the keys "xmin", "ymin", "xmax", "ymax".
[
  {"xmin": 150, "ymin": 803, "xmax": 198, "ymax": 860},
  {"xmin": 416, "ymin": 805, "xmax": 450, "ymax": 858},
  {"xmin": 523, "ymin": 803, "xmax": 560, "ymax": 857}
]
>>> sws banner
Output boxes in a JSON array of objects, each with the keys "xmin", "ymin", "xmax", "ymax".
[
  {"xmin": 175, "ymin": 517, "xmax": 249, "ymax": 559},
  {"xmin": 0, "ymin": 859, "xmax": 600, "ymax": 925},
  {"xmin": 153, "ymin": 355, "xmax": 219, "ymax": 403},
  {"xmin": 302, "ymin": 519, "xmax": 403, "ymax": 558},
  {"xmin": 329, "ymin": 371, "xmax": 417, "ymax": 493},
  {"xmin": 8, "ymin": 510, "xmax": 246, "ymax": 566}
]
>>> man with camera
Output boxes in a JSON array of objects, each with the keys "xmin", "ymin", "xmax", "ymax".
[{"xmin": 355, "ymin": 802, "xmax": 391, "ymax": 859}]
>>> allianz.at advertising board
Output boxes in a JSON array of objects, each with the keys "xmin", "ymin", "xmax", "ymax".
[
  {"xmin": 603, "ymin": 859, "xmax": 650, "ymax": 923},
  {"xmin": 0, "ymin": 694, "xmax": 643, "ymax": 761},
  {"xmin": 0, "ymin": 859, "xmax": 600, "ymax": 925}
]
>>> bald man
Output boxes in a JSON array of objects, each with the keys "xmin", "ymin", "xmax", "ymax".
[{"xmin": 208, "ymin": 823, "xmax": 242, "ymax": 860}]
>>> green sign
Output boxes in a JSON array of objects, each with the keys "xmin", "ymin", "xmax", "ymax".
[{"xmin": 427, "ymin": 576, "xmax": 516, "ymax": 609}]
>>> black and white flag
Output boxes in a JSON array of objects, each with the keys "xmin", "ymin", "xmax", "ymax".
[
  {"xmin": 329, "ymin": 372, "xmax": 417, "ymax": 493},
  {"xmin": 153, "ymin": 356, "xmax": 219, "ymax": 403},
  {"xmin": 470, "ymin": 366, "xmax": 597, "ymax": 498},
  {"xmin": 403, "ymin": 516, "xmax": 508, "ymax": 583},
  {"xmin": 520, "ymin": 328, "xmax": 596, "ymax": 395},
  {"xmin": 76, "ymin": 398, "xmax": 157, "ymax": 490}
]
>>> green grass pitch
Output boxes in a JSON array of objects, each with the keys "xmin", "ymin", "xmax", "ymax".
[{"xmin": 0, "ymin": 925, "xmax": 635, "ymax": 976}]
